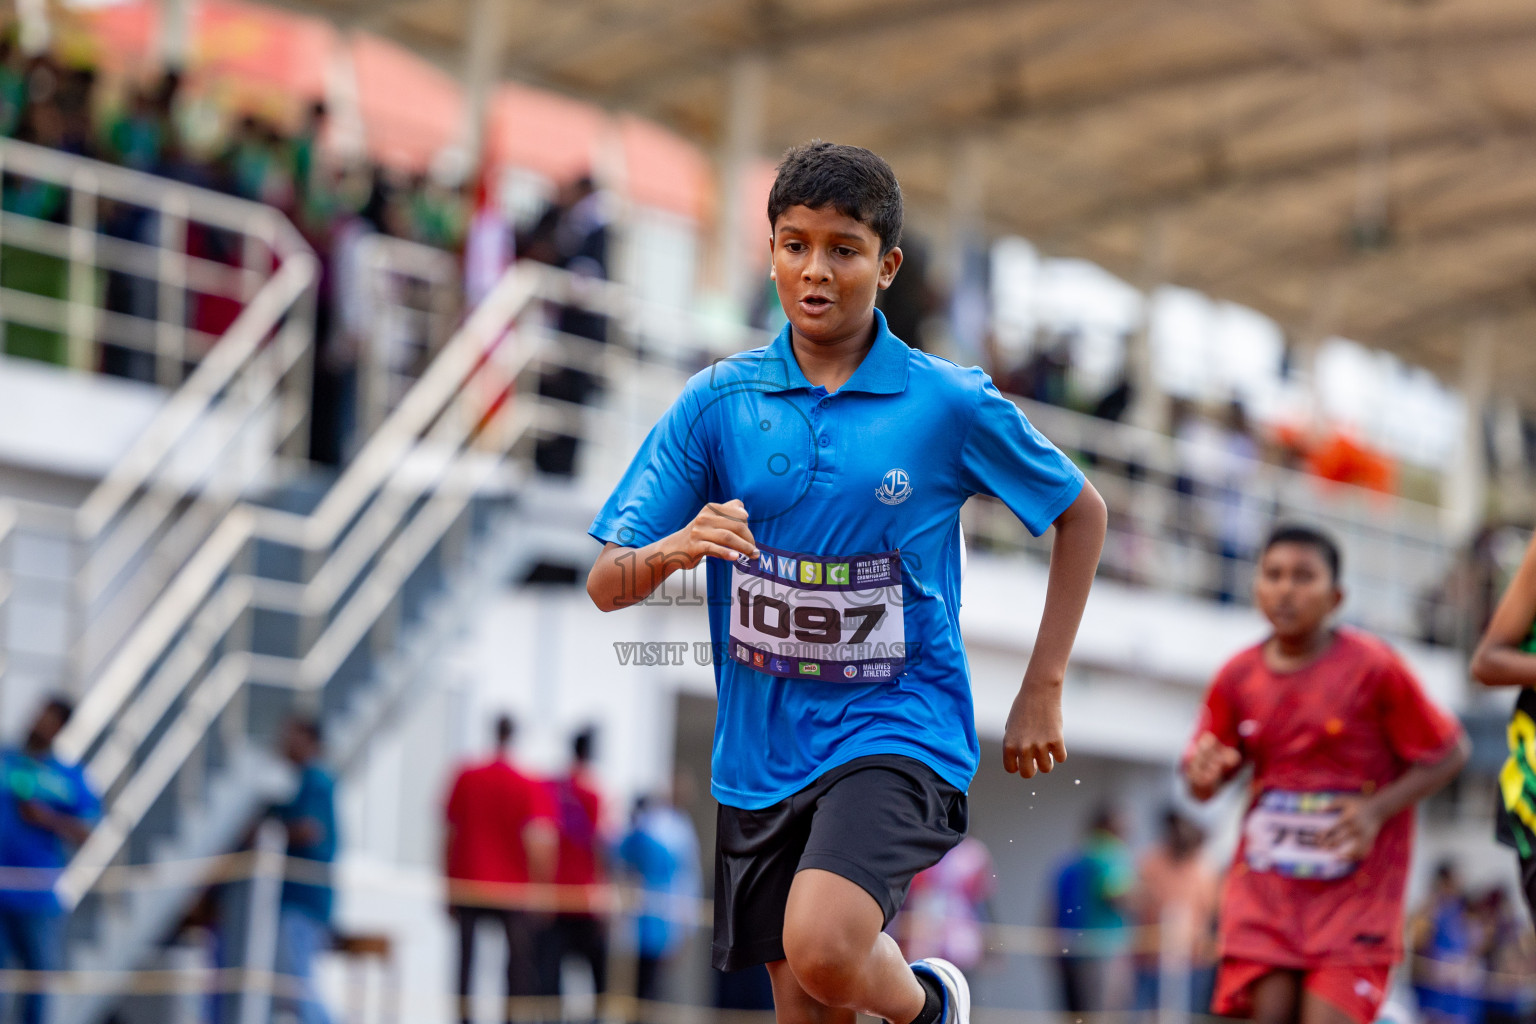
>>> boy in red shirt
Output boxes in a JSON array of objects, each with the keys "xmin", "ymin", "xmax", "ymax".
[{"xmin": 1183, "ymin": 525, "xmax": 1468, "ymax": 1024}]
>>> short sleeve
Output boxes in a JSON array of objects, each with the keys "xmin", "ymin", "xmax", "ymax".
[
  {"xmin": 313, "ymin": 773, "xmax": 336, "ymax": 840},
  {"xmin": 278, "ymin": 771, "xmax": 329, "ymax": 835},
  {"xmin": 589, "ymin": 379, "xmax": 715, "ymax": 548},
  {"xmin": 445, "ymin": 770, "xmax": 467, "ymax": 826},
  {"xmin": 70, "ymin": 767, "xmax": 100, "ymax": 824},
  {"xmin": 276, "ymin": 785, "xmax": 299, "ymax": 822},
  {"xmin": 958, "ymin": 376, "xmax": 1085, "ymax": 536},
  {"xmin": 1184, "ymin": 660, "xmax": 1246, "ymax": 766},
  {"xmin": 525, "ymin": 777, "xmax": 556, "ymax": 824},
  {"xmin": 1373, "ymin": 649, "xmax": 1463, "ymax": 765},
  {"xmin": 1103, "ymin": 850, "xmax": 1136, "ymax": 900}
]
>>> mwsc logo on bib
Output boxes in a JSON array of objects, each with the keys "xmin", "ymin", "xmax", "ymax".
[{"xmin": 876, "ymin": 468, "xmax": 912, "ymax": 505}]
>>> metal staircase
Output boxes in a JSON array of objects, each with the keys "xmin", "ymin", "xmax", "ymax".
[
  {"xmin": 0, "ymin": 139, "xmax": 629, "ymax": 1024},
  {"xmin": 0, "ymin": 137, "xmax": 319, "ymax": 737},
  {"xmin": 40, "ymin": 262, "xmax": 589, "ymax": 1024}
]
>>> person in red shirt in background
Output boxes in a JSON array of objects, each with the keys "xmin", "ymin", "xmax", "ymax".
[
  {"xmin": 538, "ymin": 727, "xmax": 610, "ymax": 1009},
  {"xmin": 1183, "ymin": 524, "xmax": 1468, "ymax": 1024},
  {"xmin": 444, "ymin": 714, "xmax": 557, "ymax": 1024}
]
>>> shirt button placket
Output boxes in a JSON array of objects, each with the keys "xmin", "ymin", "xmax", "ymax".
[{"xmin": 810, "ymin": 395, "xmax": 834, "ymax": 481}]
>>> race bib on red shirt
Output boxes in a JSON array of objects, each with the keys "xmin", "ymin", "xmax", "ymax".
[
  {"xmin": 1243, "ymin": 790, "xmax": 1357, "ymax": 880},
  {"xmin": 729, "ymin": 543, "xmax": 908, "ymax": 682}
]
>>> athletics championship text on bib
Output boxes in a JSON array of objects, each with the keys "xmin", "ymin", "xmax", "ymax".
[
  {"xmin": 1243, "ymin": 790, "xmax": 1357, "ymax": 880},
  {"xmin": 728, "ymin": 543, "xmax": 908, "ymax": 682}
]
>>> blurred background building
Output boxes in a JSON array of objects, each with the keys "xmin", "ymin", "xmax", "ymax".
[{"xmin": 1, "ymin": 0, "xmax": 1535, "ymax": 1021}]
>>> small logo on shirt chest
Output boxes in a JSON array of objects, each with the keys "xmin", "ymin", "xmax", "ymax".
[{"xmin": 876, "ymin": 468, "xmax": 912, "ymax": 505}]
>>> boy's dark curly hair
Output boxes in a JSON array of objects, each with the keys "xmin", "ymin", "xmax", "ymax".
[{"xmin": 767, "ymin": 140, "xmax": 903, "ymax": 255}]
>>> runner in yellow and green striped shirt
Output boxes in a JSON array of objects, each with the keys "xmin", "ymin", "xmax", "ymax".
[{"xmin": 1473, "ymin": 531, "xmax": 1536, "ymax": 911}]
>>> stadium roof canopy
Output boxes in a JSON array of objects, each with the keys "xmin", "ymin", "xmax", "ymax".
[{"xmin": 280, "ymin": 0, "xmax": 1536, "ymax": 398}]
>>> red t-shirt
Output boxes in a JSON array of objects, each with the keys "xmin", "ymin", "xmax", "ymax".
[
  {"xmin": 1184, "ymin": 628, "xmax": 1462, "ymax": 968},
  {"xmin": 444, "ymin": 759, "xmax": 554, "ymax": 885},
  {"xmin": 549, "ymin": 770, "xmax": 605, "ymax": 888}
]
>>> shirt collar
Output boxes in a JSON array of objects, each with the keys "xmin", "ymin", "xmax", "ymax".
[{"xmin": 759, "ymin": 308, "xmax": 910, "ymax": 395}]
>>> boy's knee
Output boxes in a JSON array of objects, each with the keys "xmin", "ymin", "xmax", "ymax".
[{"xmin": 782, "ymin": 916, "xmax": 866, "ymax": 1006}]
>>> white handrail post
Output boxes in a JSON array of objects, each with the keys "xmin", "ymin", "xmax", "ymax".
[
  {"xmin": 0, "ymin": 143, "xmax": 6, "ymax": 354},
  {"xmin": 66, "ymin": 525, "xmax": 87, "ymax": 698},
  {"xmin": 224, "ymin": 544, "xmax": 257, "ymax": 756},
  {"xmin": 66, "ymin": 169, "xmax": 99, "ymax": 372},
  {"xmin": 155, "ymin": 192, "xmax": 190, "ymax": 389},
  {"xmin": 0, "ymin": 504, "xmax": 12, "ymax": 726},
  {"xmin": 359, "ymin": 239, "xmax": 389, "ymax": 444},
  {"xmin": 237, "ymin": 819, "xmax": 287, "ymax": 1024},
  {"xmin": 1158, "ymin": 904, "xmax": 1193, "ymax": 1024},
  {"xmin": 281, "ymin": 262, "xmax": 318, "ymax": 463},
  {"xmin": 240, "ymin": 230, "xmax": 265, "ymax": 304}
]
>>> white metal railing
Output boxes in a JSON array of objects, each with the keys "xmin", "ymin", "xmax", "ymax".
[
  {"xmin": 0, "ymin": 137, "xmax": 308, "ymax": 383},
  {"xmin": 49, "ymin": 260, "xmax": 559, "ymax": 909},
  {"xmin": 355, "ymin": 234, "xmax": 462, "ymax": 444},
  {"xmin": 483, "ymin": 287, "xmax": 1461, "ymax": 643},
  {"xmin": 962, "ymin": 398, "xmax": 1458, "ymax": 643},
  {"xmin": 0, "ymin": 138, "xmax": 318, "ymax": 733},
  {"xmin": 45, "ymin": 256, "xmax": 720, "ymax": 921},
  {"xmin": 478, "ymin": 285, "xmax": 1461, "ymax": 644}
]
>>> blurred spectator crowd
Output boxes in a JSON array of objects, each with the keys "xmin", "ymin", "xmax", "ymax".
[
  {"xmin": 1016, "ymin": 806, "xmax": 1536, "ymax": 1024},
  {"xmin": 1410, "ymin": 863, "xmax": 1536, "ymax": 1024},
  {"xmin": 0, "ymin": 699, "xmax": 710, "ymax": 1024},
  {"xmin": 983, "ymin": 326, "xmax": 1529, "ymax": 650},
  {"xmin": 442, "ymin": 718, "xmax": 706, "ymax": 1024},
  {"xmin": 0, "ymin": 38, "xmax": 617, "ymax": 473}
]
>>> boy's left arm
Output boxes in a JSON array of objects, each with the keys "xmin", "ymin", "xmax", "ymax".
[
  {"xmin": 1002, "ymin": 483, "xmax": 1107, "ymax": 780},
  {"xmin": 1325, "ymin": 653, "xmax": 1470, "ymax": 859},
  {"xmin": 16, "ymin": 800, "xmax": 93, "ymax": 845},
  {"xmin": 1324, "ymin": 737, "xmax": 1468, "ymax": 860}
]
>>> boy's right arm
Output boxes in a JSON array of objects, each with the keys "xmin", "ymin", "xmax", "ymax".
[
  {"xmin": 586, "ymin": 499, "xmax": 758, "ymax": 612},
  {"xmin": 1472, "ymin": 530, "xmax": 1536, "ymax": 687},
  {"xmin": 1182, "ymin": 733, "xmax": 1242, "ymax": 802},
  {"xmin": 1181, "ymin": 674, "xmax": 1243, "ymax": 801}
]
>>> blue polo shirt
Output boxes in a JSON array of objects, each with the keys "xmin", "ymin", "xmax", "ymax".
[
  {"xmin": 0, "ymin": 748, "xmax": 100, "ymax": 915},
  {"xmin": 590, "ymin": 309, "xmax": 1084, "ymax": 808},
  {"xmin": 276, "ymin": 762, "xmax": 337, "ymax": 923}
]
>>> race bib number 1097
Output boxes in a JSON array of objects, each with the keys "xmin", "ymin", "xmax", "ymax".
[{"xmin": 729, "ymin": 543, "xmax": 908, "ymax": 683}]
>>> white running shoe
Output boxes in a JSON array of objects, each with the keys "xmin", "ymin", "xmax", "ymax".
[{"xmin": 912, "ymin": 957, "xmax": 971, "ymax": 1024}]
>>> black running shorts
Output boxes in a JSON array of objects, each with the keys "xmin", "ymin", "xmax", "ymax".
[{"xmin": 711, "ymin": 754, "xmax": 968, "ymax": 971}]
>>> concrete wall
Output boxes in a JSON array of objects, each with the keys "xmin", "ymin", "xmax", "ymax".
[{"xmin": 0, "ymin": 353, "xmax": 164, "ymax": 482}]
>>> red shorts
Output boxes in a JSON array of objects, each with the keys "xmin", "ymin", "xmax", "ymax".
[{"xmin": 1213, "ymin": 958, "xmax": 1391, "ymax": 1024}]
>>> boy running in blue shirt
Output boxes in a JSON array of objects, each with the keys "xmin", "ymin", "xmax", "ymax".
[{"xmin": 587, "ymin": 141, "xmax": 1106, "ymax": 1024}]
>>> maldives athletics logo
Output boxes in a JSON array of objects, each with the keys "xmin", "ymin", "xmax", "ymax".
[{"xmin": 876, "ymin": 468, "xmax": 912, "ymax": 505}]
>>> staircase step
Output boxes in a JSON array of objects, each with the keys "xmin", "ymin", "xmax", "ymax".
[{"xmin": 62, "ymin": 467, "xmax": 536, "ymax": 1024}]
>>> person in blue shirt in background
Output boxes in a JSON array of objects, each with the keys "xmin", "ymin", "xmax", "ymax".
[
  {"xmin": 0, "ymin": 696, "xmax": 99, "ymax": 1024},
  {"xmin": 272, "ymin": 716, "xmax": 338, "ymax": 1024},
  {"xmin": 587, "ymin": 141, "xmax": 1106, "ymax": 1024},
  {"xmin": 1051, "ymin": 805, "xmax": 1135, "ymax": 1017},
  {"xmin": 617, "ymin": 790, "xmax": 702, "ymax": 1010}
]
